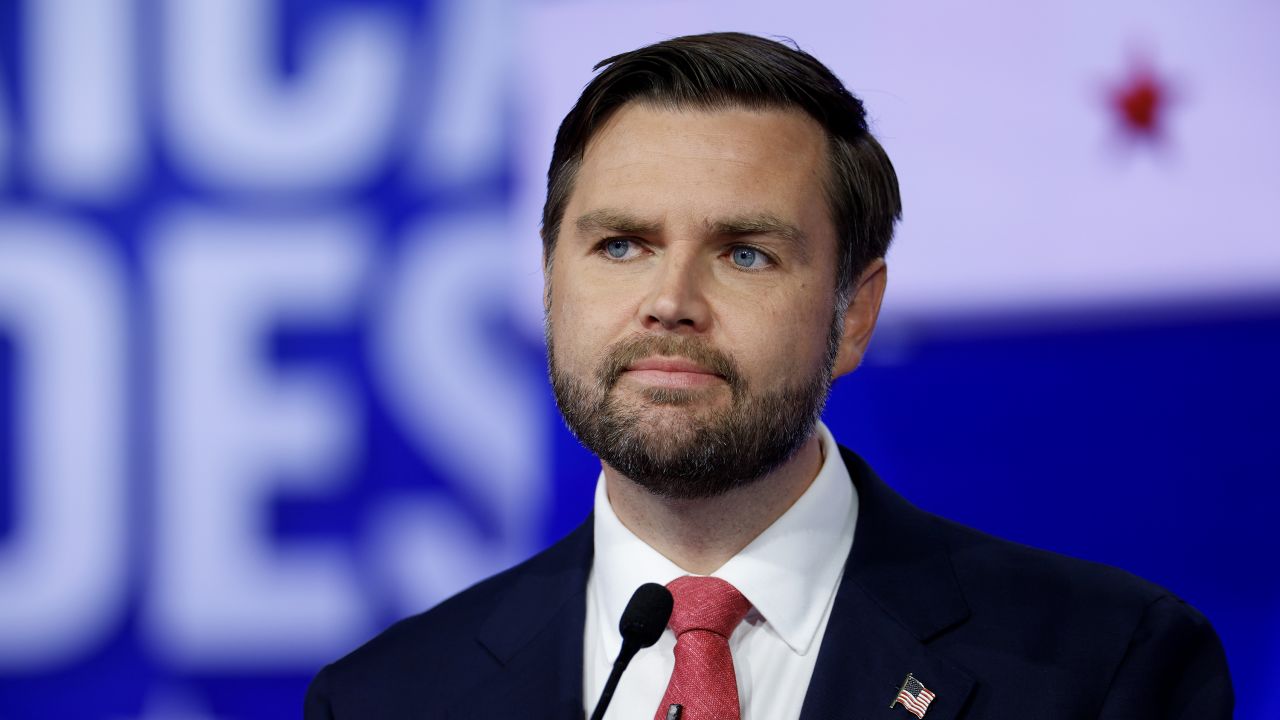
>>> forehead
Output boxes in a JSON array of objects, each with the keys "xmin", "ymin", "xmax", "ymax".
[{"xmin": 566, "ymin": 103, "xmax": 833, "ymax": 235}]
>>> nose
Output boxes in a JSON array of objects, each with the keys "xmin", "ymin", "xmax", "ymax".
[{"xmin": 637, "ymin": 248, "xmax": 711, "ymax": 333}]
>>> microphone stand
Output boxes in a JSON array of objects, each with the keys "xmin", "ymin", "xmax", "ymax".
[
  {"xmin": 589, "ymin": 637, "xmax": 643, "ymax": 720},
  {"xmin": 587, "ymin": 583, "xmax": 673, "ymax": 720}
]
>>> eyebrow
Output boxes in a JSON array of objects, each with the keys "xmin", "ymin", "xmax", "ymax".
[{"xmin": 574, "ymin": 208, "xmax": 661, "ymax": 237}]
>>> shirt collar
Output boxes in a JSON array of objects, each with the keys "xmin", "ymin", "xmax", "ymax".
[{"xmin": 592, "ymin": 421, "xmax": 858, "ymax": 656}]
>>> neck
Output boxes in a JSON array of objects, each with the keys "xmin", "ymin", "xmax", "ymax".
[{"xmin": 602, "ymin": 433, "xmax": 824, "ymax": 575}]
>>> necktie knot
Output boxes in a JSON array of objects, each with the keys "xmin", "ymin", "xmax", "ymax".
[
  {"xmin": 655, "ymin": 576, "xmax": 752, "ymax": 720},
  {"xmin": 665, "ymin": 576, "xmax": 752, "ymax": 639}
]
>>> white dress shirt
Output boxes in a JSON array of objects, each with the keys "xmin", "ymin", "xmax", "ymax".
[{"xmin": 583, "ymin": 421, "xmax": 859, "ymax": 720}]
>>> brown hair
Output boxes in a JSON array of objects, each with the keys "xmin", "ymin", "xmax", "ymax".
[{"xmin": 540, "ymin": 32, "xmax": 901, "ymax": 297}]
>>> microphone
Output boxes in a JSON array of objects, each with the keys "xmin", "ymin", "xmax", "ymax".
[{"xmin": 588, "ymin": 583, "xmax": 674, "ymax": 720}]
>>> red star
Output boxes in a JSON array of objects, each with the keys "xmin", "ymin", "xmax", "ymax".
[{"xmin": 1108, "ymin": 56, "xmax": 1176, "ymax": 144}]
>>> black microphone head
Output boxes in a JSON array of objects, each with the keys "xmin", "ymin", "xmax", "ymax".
[{"xmin": 619, "ymin": 583, "xmax": 673, "ymax": 649}]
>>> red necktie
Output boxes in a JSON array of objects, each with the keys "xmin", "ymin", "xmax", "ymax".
[{"xmin": 653, "ymin": 576, "xmax": 753, "ymax": 720}]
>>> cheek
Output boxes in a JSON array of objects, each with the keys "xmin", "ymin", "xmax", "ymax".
[
  {"xmin": 721, "ymin": 292, "xmax": 833, "ymax": 378},
  {"xmin": 548, "ymin": 275, "xmax": 629, "ymax": 367}
]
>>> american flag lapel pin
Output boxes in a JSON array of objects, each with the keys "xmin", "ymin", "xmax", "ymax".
[{"xmin": 890, "ymin": 673, "xmax": 937, "ymax": 719}]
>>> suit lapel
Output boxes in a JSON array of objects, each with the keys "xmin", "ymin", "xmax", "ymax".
[
  {"xmin": 800, "ymin": 449, "xmax": 976, "ymax": 720},
  {"xmin": 455, "ymin": 516, "xmax": 594, "ymax": 719}
]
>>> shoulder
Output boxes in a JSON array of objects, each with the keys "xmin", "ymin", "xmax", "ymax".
[
  {"xmin": 927, "ymin": 511, "xmax": 1231, "ymax": 717},
  {"xmin": 839, "ymin": 446, "xmax": 1231, "ymax": 717},
  {"xmin": 939, "ymin": 512, "xmax": 1169, "ymax": 619},
  {"xmin": 303, "ymin": 560, "xmax": 533, "ymax": 719},
  {"xmin": 305, "ymin": 517, "xmax": 593, "ymax": 719},
  {"xmin": 943, "ymin": 517, "xmax": 1230, "ymax": 716},
  {"xmin": 321, "ymin": 560, "xmax": 522, "ymax": 681}
]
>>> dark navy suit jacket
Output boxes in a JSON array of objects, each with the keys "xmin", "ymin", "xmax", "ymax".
[{"xmin": 305, "ymin": 448, "xmax": 1233, "ymax": 719}]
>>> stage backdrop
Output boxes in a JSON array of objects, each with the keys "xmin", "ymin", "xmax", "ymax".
[{"xmin": 1, "ymin": 1, "xmax": 1277, "ymax": 718}]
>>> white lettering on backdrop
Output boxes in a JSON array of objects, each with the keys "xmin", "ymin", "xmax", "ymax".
[
  {"xmin": 161, "ymin": 0, "xmax": 408, "ymax": 193},
  {"xmin": 26, "ymin": 0, "xmax": 141, "ymax": 200},
  {"xmin": 0, "ymin": 0, "xmax": 541, "ymax": 672},
  {"xmin": 0, "ymin": 213, "xmax": 128, "ymax": 669},
  {"xmin": 147, "ymin": 210, "xmax": 375, "ymax": 667}
]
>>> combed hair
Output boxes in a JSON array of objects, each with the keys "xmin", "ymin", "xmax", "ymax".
[{"xmin": 540, "ymin": 31, "xmax": 902, "ymax": 297}]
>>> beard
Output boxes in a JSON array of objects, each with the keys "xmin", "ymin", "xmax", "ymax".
[{"xmin": 547, "ymin": 311, "xmax": 843, "ymax": 500}]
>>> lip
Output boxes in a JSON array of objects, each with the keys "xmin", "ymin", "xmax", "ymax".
[
  {"xmin": 625, "ymin": 356, "xmax": 719, "ymax": 374},
  {"xmin": 622, "ymin": 356, "xmax": 724, "ymax": 389}
]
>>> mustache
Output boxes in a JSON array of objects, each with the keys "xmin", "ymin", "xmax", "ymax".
[{"xmin": 595, "ymin": 334, "xmax": 746, "ymax": 394}]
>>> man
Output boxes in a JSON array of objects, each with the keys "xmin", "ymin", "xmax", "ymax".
[{"xmin": 305, "ymin": 32, "xmax": 1232, "ymax": 719}]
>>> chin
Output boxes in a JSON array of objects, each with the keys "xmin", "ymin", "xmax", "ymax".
[{"xmin": 617, "ymin": 382, "xmax": 731, "ymax": 407}]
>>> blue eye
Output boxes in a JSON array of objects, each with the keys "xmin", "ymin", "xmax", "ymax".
[
  {"xmin": 731, "ymin": 246, "xmax": 768, "ymax": 269},
  {"xmin": 604, "ymin": 238, "xmax": 632, "ymax": 259}
]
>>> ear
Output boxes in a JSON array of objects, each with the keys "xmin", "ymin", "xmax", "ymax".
[{"xmin": 832, "ymin": 259, "xmax": 887, "ymax": 379}]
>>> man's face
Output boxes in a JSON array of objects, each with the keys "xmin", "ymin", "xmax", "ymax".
[{"xmin": 546, "ymin": 103, "xmax": 855, "ymax": 498}]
